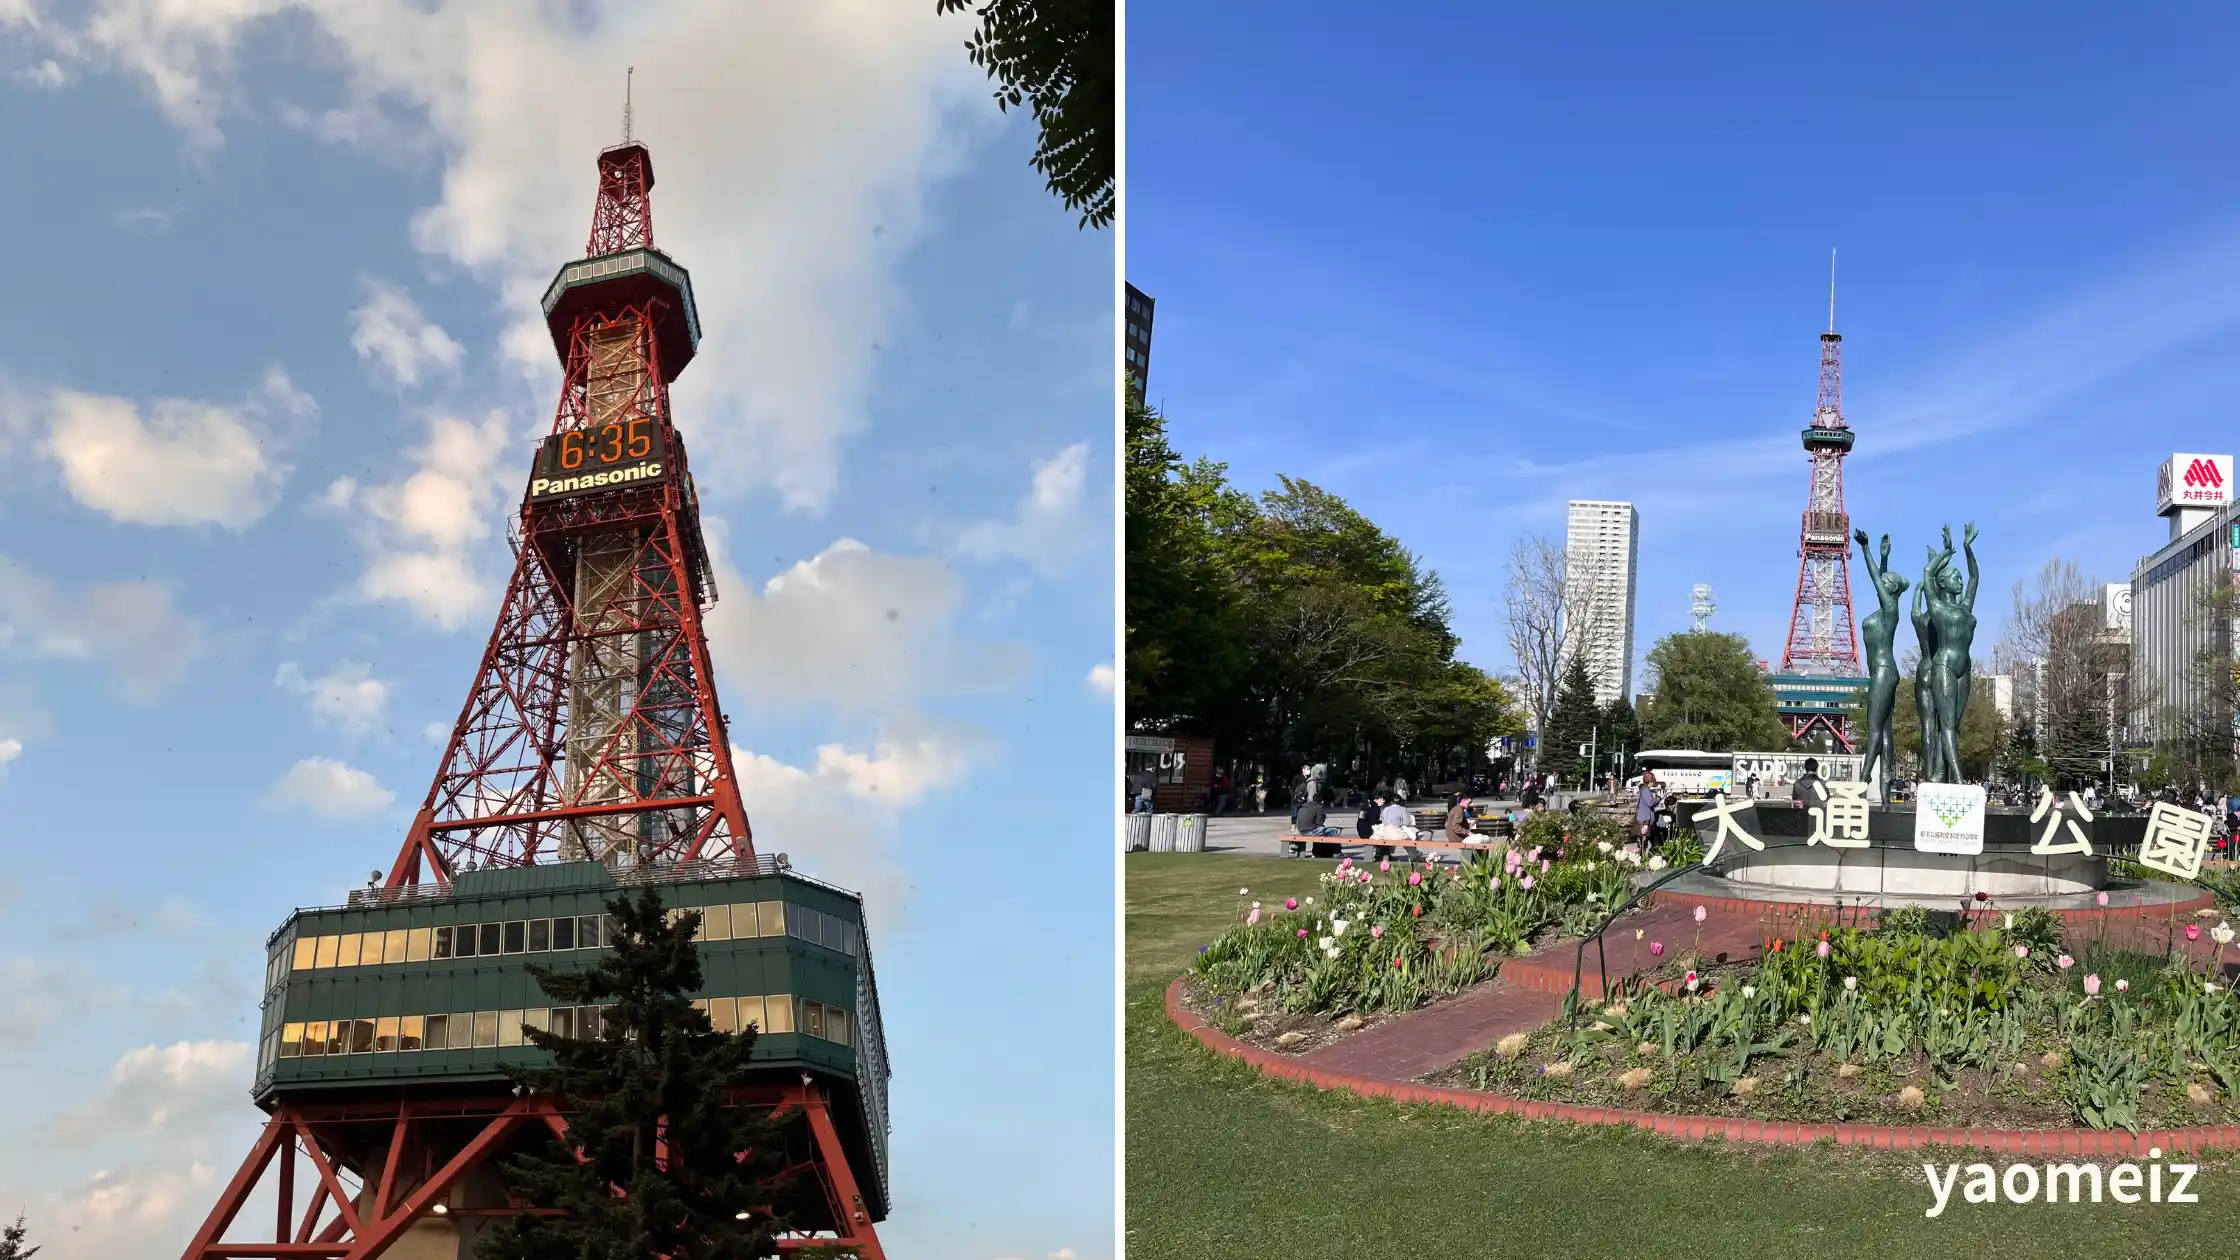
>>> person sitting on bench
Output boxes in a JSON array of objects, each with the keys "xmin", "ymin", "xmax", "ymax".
[
  {"xmin": 1370, "ymin": 794, "xmax": 1415, "ymax": 861},
  {"xmin": 1289, "ymin": 791, "xmax": 1337, "ymax": 858}
]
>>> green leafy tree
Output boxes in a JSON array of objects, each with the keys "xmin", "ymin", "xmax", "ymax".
[
  {"xmin": 475, "ymin": 888, "xmax": 791, "ymax": 1260},
  {"xmin": 936, "ymin": 0, "xmax": 1112, "ymax": 227},
  {"xmin": 1541, "ymin": 656, "xmax": 1601, "ymax": 788},
  {"xmin": 1638, "ymin": 632, "xmax": 1786, "ymax": 753},
  {"xmin": 1124, "ymin": 400, "xmax": 1247, "ymax": 727},
  {"xmin": 1125, "ymin": 402, "xmax": 1521, "ymax": 790},
  {"xmin": 0, "ymin": 1213, "xmax": 37, "ymax": 1260}
]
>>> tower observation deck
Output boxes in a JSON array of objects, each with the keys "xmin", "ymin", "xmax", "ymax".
[{"xmin": 181, "ymin": 134, "xmax": 893, "ymax": 1260}]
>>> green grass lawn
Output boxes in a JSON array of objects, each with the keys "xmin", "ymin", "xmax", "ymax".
[{"xmin": 1125, "ymin": 852, "xmax": 2240, "ymax": 1259}]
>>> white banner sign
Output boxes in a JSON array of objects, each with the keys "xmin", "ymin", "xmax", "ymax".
[{"xmin": 1913, "ymin": 783, "xmax": 1987, "ymax": 855}]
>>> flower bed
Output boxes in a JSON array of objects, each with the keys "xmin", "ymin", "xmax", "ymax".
[
  {"xmin": 1437, "ymin": 909, "xmax": 2240, "ymax": 1133},
  {"xmin": 1190, "ymin": 810, "xmax": 1645, "ymax": 1021}
]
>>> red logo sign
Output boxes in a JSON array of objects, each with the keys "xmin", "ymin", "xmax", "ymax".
[{"xmin": 2186, "ymin": 458, "xmax": 2226, "ymax": 491}]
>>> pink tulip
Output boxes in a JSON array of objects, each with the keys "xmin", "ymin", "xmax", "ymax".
[
  {"xmin": 1540, "ymin": 860, "xmax": 1551, "ymax": 875},
  {"xmin": 1297, "ymin": 928, "xmax": 1309, "ymax": 938},
  {"xmin": 1521, "ymin": 876, "xmax": 1536, "ymax": 890},
  {"xmin": 2084, "ymin": 974, "xmax": 2101, "ymax": 996},
  {"xmin": 1693, "ymin": 905, "xmax": 1708, "ymax": 924},
  {"xmin": 1379, "ymin": 859, "xmax": 1391, "ymax": 873},
  {"xmin": 1371, "ymin": 925, "xmax": 1384, "ymax": 939},
  {"xmin": 2014, "ymin": 945, "xmax": 2029, "ymax": 959},
  {"xmin": 2187, "ymin": 924, "xmax": 2202, "ymax": 942},
  {"xmin": 1340, "ymin": 858, "xmax": 1353, "ymax": 870},
  {"xmin": 1247, "ymin": 907, "xmax": 1260, "ymax": 925},
  {"xmin": 2096, "ymin": 891, "xmax": 2109, "ymax": 907},
  {"xmin": 1285, "ymin": 898, "xmax": 1298, "ymax": 910},
  {"xmin": 1650, "ymin": 941, "xmax": 1665, "ymax": 956},
  {"xmin": 2058, "ymin": 954, "xmax": 2074, "ymax": 970},
  {"xmin": 1817, "ymin": 940, "xmax": 1831, "ymax": 958},
  {"xmin": 1408, "ymin": 872, "xmax": 1422, "ymax": 886}
]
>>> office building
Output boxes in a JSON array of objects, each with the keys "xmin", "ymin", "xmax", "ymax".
[
  {"xmin": 2129, "ymin": 454, "xmax": 2233, "ymax": 750},
  {"xmin": 1566, "ymin": 500, "xmax": 1639, "ymax": 707},
  {"xmin": 1124, "ymin": 282, "xmax": 1155, "ymax": 395}
]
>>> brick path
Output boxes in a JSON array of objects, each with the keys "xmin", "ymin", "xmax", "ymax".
[{"xmin": 1299, "ymin": 983, "xmax": 1559, "ymax": 1079}]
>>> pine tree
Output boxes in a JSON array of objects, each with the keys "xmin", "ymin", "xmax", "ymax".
[
  {"xmin": 0, "ymin": 1212, "xmax": 37, "ymax": 1260},
  {"xmin": 1543, "ymin": 655, "xmax": 1602, "ymax": 788},
  {"xmin": 1600, "ymin": 696, "xmax": 1642, "ymax": 780},
  {"xmin": 475, "ymin": 887, "xmax": 793, "ymax": 1260}
]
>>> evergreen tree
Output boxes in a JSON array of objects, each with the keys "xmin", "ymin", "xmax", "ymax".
[
  {"xmin": 0, "ymin": 1212, "xmax": 37, "ymax": 1260},
  {"xmin": 1600, "ymin": 696, "xmax": 1642, "ymax": 781},
  {"xmin": 1542, "ymin": 655, "xmax": 1601, "ymax": 788},
  {"xmin": 476, "ymin": 888, "xmax": 791, "ymax": 1260}
]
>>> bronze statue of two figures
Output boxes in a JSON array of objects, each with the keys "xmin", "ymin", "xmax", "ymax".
[{"xmin": 1853, "ymin": 524, "xmax": 1980, "ymax": 792}]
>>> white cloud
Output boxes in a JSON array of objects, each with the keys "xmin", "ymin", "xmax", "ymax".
[
  {"xmin": 812, "ymin": 726, "xmax": 975, "ymax": 804},
  {"xmin": 0, "ymin": 555, "xmax": 206, "ymax": 701},
  {"xmin": 351, "ymin": 279, "xmax": 464, "ymax": 388},
  {"xmin": 1086, "ymin": 662, "xmax": 1114, "ymax": 697},
  {"xmin": 22, "ymin": 57, "xmax": 64, "ymax": 87},
  {"xmin": 30, "ymin": 0, "xmax": 994, "ymax": 511},
  {"xmin": 41, "ymin": 370, "xmax": 307, "ymax": 528},
  {"xmin": 955, "ymin": 442, "xmax": 1100, "ymax": 577},
  {"xmin": 48, "ymin": 1041, "xmax": 249, "ymax": 1145},
  {"xmin": 274, "ymin": 660, "xmax": 389, "ymax": 734},
  {"xmin": 332, "ymin": 408, "xmax": 517, "ymax": 628},
  {"xmin": 264, "ymin": 757, "xmax": 395, "ymax": 817},
  {"xmin": 704, "ymin": 534, "xmax": 1029, "ymax": 712}
]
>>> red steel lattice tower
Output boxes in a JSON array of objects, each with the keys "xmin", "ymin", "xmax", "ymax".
[
  {"xmin": 176, "ymin": 133, "xmax": 894, "ymax": 1260},
  {"xmin": 385, "ymin": 135, "xmax": 752, "ymax": 889},
  {"xmin": 1778, "ymin": 291, "xmax": 1863, "ymax": 748}
]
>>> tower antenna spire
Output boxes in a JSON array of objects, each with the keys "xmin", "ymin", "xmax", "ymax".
[
  {"xmin": 1818, "ymin": 246, "xmax": 1836, "ymax": 329},
  {"xmin": 622, "ymin": 65, "xmax": 634, "ymax": 143}
]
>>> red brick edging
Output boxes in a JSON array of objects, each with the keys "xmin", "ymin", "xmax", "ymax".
[{"xmin": 1163, "ymin": 974, "xmax": 2240, "ymax": 1155}]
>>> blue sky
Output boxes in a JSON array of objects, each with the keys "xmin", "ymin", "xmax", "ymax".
[
  {"xmin": 1128, "ymin": 3, "xmax": 2240, "ymax": 696},
  {"xmin": 0, "ymin": 5, "xmax": 1110, "ymax": 1260}
]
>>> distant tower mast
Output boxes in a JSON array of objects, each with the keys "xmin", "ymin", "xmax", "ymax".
[
  {"xmin": 1778, "ymin": 251, "xmax": 1864, "ymax": 749},
  {"xmin": 1690, "ymin": 584, "xmax": 1716, "ymax": 634}
]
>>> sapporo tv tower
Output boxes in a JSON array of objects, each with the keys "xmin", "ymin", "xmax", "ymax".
[
  {"xmin": 181, "ymin": 108, "xmax": 893, "ymax": 1259},
  {"xmin": 1772, "ymin": 258, "xmax": 1868, "ymax": 751}
]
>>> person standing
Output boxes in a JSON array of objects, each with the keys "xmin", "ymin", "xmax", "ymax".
[
  {"xmin": 1132, "ymin": 764, "xmax": 1158, "ymax": 813},
  {"xmin": 1635, "ymin": 771, "xmax": 1660, "ymax": 847},
  {"xmin": 1745, "ymin": 771, "xmax": 1761, "ymax": 801},
  {"xmin": 1790, "ymin": 757, "xmax": 1824, "ymax": 805},
  {"xmin": 1392, "ymin": 773, "xmax": 1410, "ymax": 804}
]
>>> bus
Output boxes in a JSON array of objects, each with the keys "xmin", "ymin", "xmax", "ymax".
[{"xmin": 1630, "ymin": 750, "xmax": 1734, "ymax": 799}]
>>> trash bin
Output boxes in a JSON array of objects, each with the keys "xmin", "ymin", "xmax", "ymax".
[
  {"xmin": 1124, "ymin": 813, "xmax": 1152, "ymax": 852},
  {"xmin": 1175, "ymin": 813, "xmax": 1208, "ymax": 853},
  {"xmin": 1149, "ymin": 813, "xmax": 1180, "ymax": 852}
]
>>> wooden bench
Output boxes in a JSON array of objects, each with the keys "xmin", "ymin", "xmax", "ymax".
[{"xmin": 1279, "ymin": 833, "xmax": 1510, "ymax": 859}]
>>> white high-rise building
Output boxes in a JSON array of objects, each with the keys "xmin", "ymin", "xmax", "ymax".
[{"xmin": 1566, "ymin": 500, "xmax": 1640, "ymax": 708}]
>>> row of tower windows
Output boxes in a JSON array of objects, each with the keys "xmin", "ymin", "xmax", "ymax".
[
  {"xmin": 288, "ymin": 914, "xmax": 626, "ymax": 974},
  {"xmin": 264, "ymin": 993, "xmax": 853, "ymax": 1069},
  {"xmin": 280, "ymin": 902, "xmax": 858, "ymax": 977}
]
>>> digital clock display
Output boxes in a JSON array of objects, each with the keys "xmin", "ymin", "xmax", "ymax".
[{"xmin": 527, "ymin": 418, "xmax": 669, "ymax": 502}]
